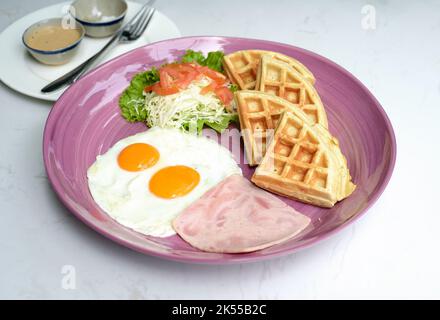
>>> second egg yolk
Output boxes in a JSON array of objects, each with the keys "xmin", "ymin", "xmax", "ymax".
[
  {"xmin": 149, "ymin": 165, "xmax": 200, "ymax": 199},
  {"xmin": 117, "ymin": 143, "xmax": 159, "ymax": 172}
]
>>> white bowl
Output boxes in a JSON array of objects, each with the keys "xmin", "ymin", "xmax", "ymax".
[
  {"xmin": 22, "ymin": 18, "xmax": 85, "ymax": 65},
  {"xmin": 69, "ymin": 0, "xmax": 128, "ymax": 38}
]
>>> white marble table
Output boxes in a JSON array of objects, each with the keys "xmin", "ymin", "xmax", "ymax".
[{"xmin": 1, "ymin": 0, "xmax": 439, "ymax": 299}]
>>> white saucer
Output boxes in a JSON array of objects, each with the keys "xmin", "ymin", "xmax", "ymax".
[{"xmin": 0, "ymin": 1, "xmax": 181, "ymax": 101}]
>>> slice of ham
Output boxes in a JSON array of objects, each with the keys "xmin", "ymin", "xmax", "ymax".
[{"xmin": 173, "ymin": 175, "xmax": 311, "ymax": 253}]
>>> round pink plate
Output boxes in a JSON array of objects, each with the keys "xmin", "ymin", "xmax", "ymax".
[{"xmin": 43, "ymin": 36, "xmax": 396, "ymax": 264}]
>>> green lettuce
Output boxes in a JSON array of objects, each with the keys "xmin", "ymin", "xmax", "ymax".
[
  {"xmin": 205, "ymin": 113, "xmax": 238, "ymax": 133},
  {"xmin": 182, "ymin": 113, "xmax": 238, "ymax": 134},
  {"xmin": 181, "ymin": 50, "xmax": 224, "ymax": 73},
  {"xmin": 119, "ymin": 68, "xmax": 159, "ymax": 122},
  {"xmin": 229, "ymin": 84, "xmax": 239, "ymax": 93},
  {"xmin": 180, "ymin": 50, "xmax": 206, "ymax": 65}
]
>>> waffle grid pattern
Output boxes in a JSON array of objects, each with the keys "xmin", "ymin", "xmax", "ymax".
[
  {"xmin": 258, "ymin": 57, "xmax": 326, "ymax": 127},
  {"xmin": 224, "ymin": 51, "xmax": 261, "ymax": 90},
  {"xmin": 224, "ymin": 50, "xmax": 316, "ymax": 91},
  {"xmin": 237, "ymin": 92, "xmax": 296, "ymax": 165},
  {"xmin": 266, "ymin": 115, "xmax": 329, "ymax": 191}
]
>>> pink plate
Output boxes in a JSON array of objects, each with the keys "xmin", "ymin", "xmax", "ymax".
[{"xmin": 43, "ymin": 36, "xmax": 396, "ymax": 264}]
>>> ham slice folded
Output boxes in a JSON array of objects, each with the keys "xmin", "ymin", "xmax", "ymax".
[{"xmin": 173, "ymin": 175, "xmax": 311, "ymax": 253}]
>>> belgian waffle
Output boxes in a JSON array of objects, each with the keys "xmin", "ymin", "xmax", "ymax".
[
  {"xmin": 223, "ymin": 50, "xmax": 315, "ymax": 90},
  {"xmin": 236, "ymin": 90, "xmax": 304, "ymax": 166},
  {"xmin": 255, "ymin": 55, "xmax": 328, "ymax": 128},
  {"xmin": 251, "ymin": 111, "xmax": 356, "ymax": 208}
]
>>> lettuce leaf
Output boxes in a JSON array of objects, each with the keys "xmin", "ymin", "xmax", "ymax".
[
  {"xmin": 180, "ymin": 113, "xmax": 237, "ymax": 135},
  {"xmin": 205, "ymin": 113, "xmax": 238, "ymax": 133},
  {"xmin": 229, "ymin": 83, "xmax": 239, "ymax": 93},
  {"xmin": 119, "ymin": 68, "xmax": 159, "ymax": 122},
  {"xmin": 181, "ymin": 50, "xmax": 224, "ymax": 73},
  {"xmin": 181, "ymin": 50, "xmax": 205, "ymax": 65},
  {"xmin": 203, "ymin": 51, "xmax": 224, "ymax": 73}
]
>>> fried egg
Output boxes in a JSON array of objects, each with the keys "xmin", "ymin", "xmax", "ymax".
[{"xmin": 87, "ymin": 127, "xmax": 242, "ymax": 237}]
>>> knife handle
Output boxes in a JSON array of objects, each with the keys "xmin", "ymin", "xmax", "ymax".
[{"xmin": 41, "ymin": 34, "xmax": 120, "ymax": 94}]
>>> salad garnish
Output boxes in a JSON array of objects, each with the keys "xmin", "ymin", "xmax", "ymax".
[{"xmin": 119, "ymin": 50, "xmax": 237, "ymax": 134}]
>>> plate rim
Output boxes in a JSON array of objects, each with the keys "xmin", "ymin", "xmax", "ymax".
[
  {"xmin": 43, "ymin": 35, "xmax": 397, "ymax": 264},
  {"xmin": 0, "ymin": 0, "xmax": 180, "ymax": 102}
]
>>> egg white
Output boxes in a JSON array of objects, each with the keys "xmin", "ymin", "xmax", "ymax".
[{"xmin": 87, "ymin": 127, "xmax": 242, "ymax": 237}]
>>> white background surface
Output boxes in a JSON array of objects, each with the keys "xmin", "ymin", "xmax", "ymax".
[{"xmin": 0, "ymin": 0, "xmax": 439, "ymax": 299}]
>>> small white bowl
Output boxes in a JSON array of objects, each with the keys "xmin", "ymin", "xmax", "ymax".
[
  {"xmin": 22, "ymin": 18, "xmax": 85, "ymax": 65},
  {"xmin": 69, "ymin": 0, "xmax": 128, "ymax": 38}
]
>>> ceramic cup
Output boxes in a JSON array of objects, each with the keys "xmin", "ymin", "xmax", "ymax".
[
  {"xmin": 22, "ymin": 17, "xmax": 85, "ymax": 65},
  {"xmin": 69, "ymin": 0, "xmax": 128, "ymax": 38}
]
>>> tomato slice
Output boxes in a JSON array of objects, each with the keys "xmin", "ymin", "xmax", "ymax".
[
  {"xmin": 214, "ymin": 86, "xmax": 234, "ymax": 105},
  {"xmin": 144, "ymin": 82, "xmax": 158, "ymax": 92},
  {"xmin": 200, "ymin": 81, "xmax": 218, "ymax": 95},
  {"xmin": 197, "ymin": 66, "xmax": 226, "ymax": 85},
  {"xmin": 145, "ymin": 63, "xmax": 228, "ymax": 97},
  {"xmin": 177, "ymin": 69, "xmax": 199, "ymax": 89},
  {"xmin": 160, "ymin": 64, "xmax": 200, "ymax": 90},
  {"xmin": 161, "ymin": 64, "xmax": 182, "ymax": 78},
  {"xmin": 178, "ymin": 64, "xmax": 198, "ymax": 73},
  {"xmin": 159, "ymin": 69, "xmax": 175, "ymax": 89},
  {"xmin": 151, "ymin": 82, "xmax": 179, "ymax": 95}
]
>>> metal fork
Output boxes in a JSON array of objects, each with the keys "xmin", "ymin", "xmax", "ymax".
[{"xmin": 41, "ymin": 0, "xmax": 156, "ymax": 94}]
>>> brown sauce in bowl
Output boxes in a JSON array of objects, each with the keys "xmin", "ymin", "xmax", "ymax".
[{"xmin": 26, "ymin": 25, "xmax": 82, "ymax": 51}]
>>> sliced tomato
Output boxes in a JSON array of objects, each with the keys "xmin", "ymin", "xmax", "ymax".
[
  {"xmin": 144, "ymin": 83, "xmax": 157, "ymax": 92},
  {"xmin": 161, "ymin": 64, "xmax": 182, "ymax": 79},
  {"xmin": 197, "ymin": 66, "xmax": 226, "ymax": 85},
  {"xmin": 178, "ymin": 63, "xmax": 198, "ymax": 73},
  {"xmin": 176, "ymin": 68, "xmax": 199, "ymax": 89},
  {"xmin": 151, "ymin": 82, "xmax": 179, "ymax": 96},
  {"xmin": 214, "ymin": 86, "xmax": 234, "ymax": 105},
  {"xmin": 160, "ymin": 63, "xmax": 200, "ymax": 90},
  {"xmin": 200, "ymin": 81, "xmax": 218, "ymax": 95},
  {"xmin": 159, "ymin": 69, "xmax": 175, "ymax": 88},
  {"xmin": 145, "ymin": 63, "xmax": 228, "ymax": 96}
]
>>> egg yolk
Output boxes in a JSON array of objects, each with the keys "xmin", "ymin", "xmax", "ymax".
[
  {"xmin": 149, "ymin": 165, "xmax": 200, "ymax": 199},
  {"xmin": 117, "ymin": 143, "xmax": 159, "ymax": 172}
]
